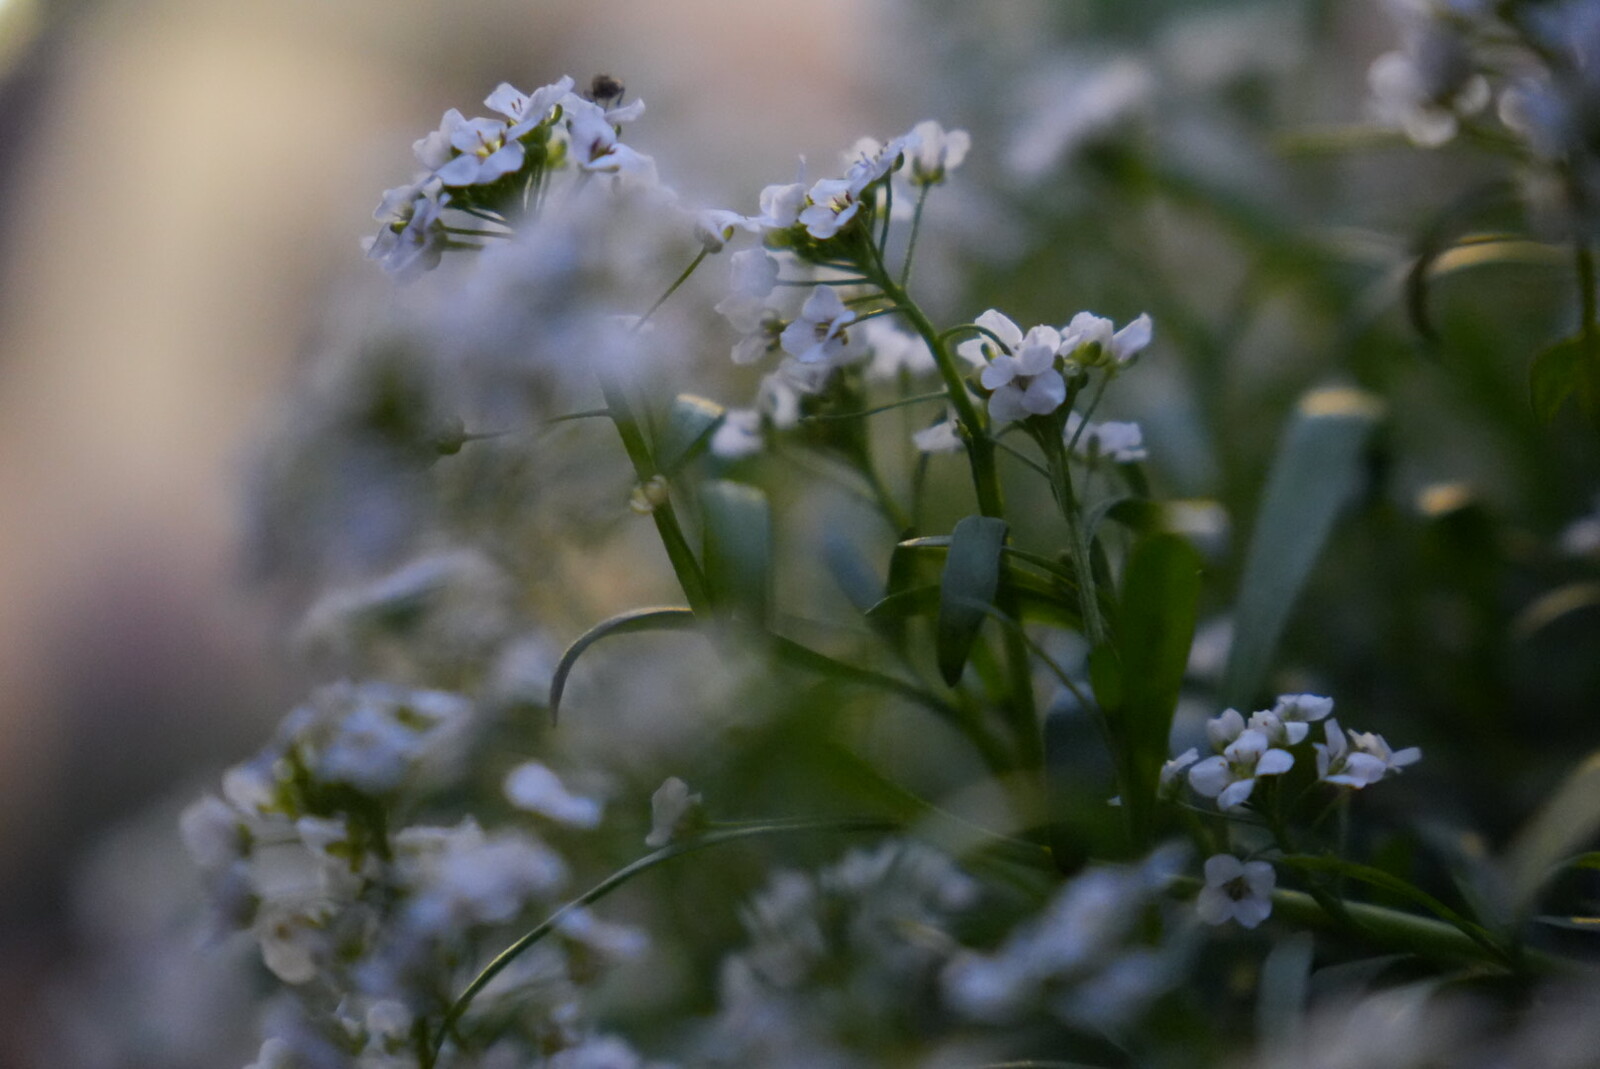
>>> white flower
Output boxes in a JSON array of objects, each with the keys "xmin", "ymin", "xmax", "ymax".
[
  {"xmin": 1315, "ymin": 718, "xmax": 1421, "ymax": 788},
  {"xmin": 779, "ymin": 286, "xmax": 862, "ymax": 365},
  {"xmin": 728, "ymin": 248, "xmax": 780, "ymax": 298},
  {"xmin": 863, "ymin": 319, "xmax": 934, "ymax": 380},
  {"xmin": 1269, "ymin": 693, "xmax": 1335, "ymax": 744},
  {"xmin": 956, "ymin": 308, "xmax": 1024, "ymax": 366},
  {"xmin": 980, "ymin": 323, "xmax": 1067, "ymax": 424},
  {"xmin": 715, "ymin": 292, "xmax": 785, "ymax": 365},
  {"xmin": 646, "ymin": 777, "xmax": 703, "ymax": 848},
  {"xmin": 906, "ymin": 120, "xmax": 971, "ymax": 186},
  {"xmin": 1065, "ymin": 413, "xmax": 1147, "ymax": 462},
  {"xmin": 1366, "ymin": 41, "xmax": 1490, "ymax": 148},
  {"xmin": 913, "ymin": 414, "xmax": 964, "ymax": 454},
  {"xmin": 436, "ymin": 116, "xmax": 525, "ymax": 187},
  {"xmin": 754, "ymin": 179, "xmax": 808, "ymax": 232},
  {"xmin": 504, "ymin": 761, "xmax": 604, "ymax": 828},
  {"xmin": 693, "ymin": 208, "xmax": 754, "ymax": 252},
  {"xmin": 484, "ymin": 76, "xmax": 574, "ymax": 137},
  {"xmin": 1188, "ymin": 711, "xmax": 1294, "ymax": 810},
  {"xmin": 1059, "ymin": 310, "xmax": 1153, "ymax": 367},
  {"xmin": 1195, "ymin": 854, "xmax": 1274, "ymax": 929},
  {"xmin": 1159, "ymin": 748, "xmax": 1198, "ymax": 797},
  {"xmin": 564, "ymin": 97, "xmax": 659, "ymax": 180},
  {"xmin": 711, "ymin": 408, "xmax": 764, "ymax": 459},
  {"xmin": 363, "ymin": 179, "xmax": 449, "ymax": 281},
  {"xmin": 180, "ymin": 795, "xmax": 245, "ymax": 872},
  {"xmin": 796, "ymin": 136, "xmax": 906, "ymax": 240}
]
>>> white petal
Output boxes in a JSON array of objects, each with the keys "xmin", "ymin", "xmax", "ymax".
[
  {"xmin": 1111, "ymin": 313, "xmax": 1153, "ymax": 361},
  {"xmin": 1021, "ymin": 370, "xmax": 1067, "ymax": 414},
  {"xmin": 1217, "ymin": 777, "xmax": 1257, "ymax": 810},
  {"xmin": 1203, "ymin": 853, "xmax": 1243, "ymax": 884},
  {"xmin": 974, "ymin": 309, "xmax": 1024, "ymax": 350},
  {"xmin": 1187, "ymin": 757, "xmax": 1230, "ymax": 798},
  {"xmin": 986, "ymin": 386, "xmax": 1027, "ymax": 425},
  {"xmin": 1255, "ymin": 748, "xmax": 1295, "ymax": 777}
]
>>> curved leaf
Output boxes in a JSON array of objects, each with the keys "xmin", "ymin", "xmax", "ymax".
[
  {"xmin": 549, "ymin": 607, "xmax": 697, "ymax": 723},
  {"xmin": 656, "ymin": 393, "xmax": 726, "ymax": 474},
  {"xmin": 1222, "ymin": 387, "xmax": 1383, "ymax": 709},
  {"xmin": 1505, "ymin": 749, "xmax": 1600, "ymax": 918}
]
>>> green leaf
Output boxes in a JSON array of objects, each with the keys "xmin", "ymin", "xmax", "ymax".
[
  {"xmin": 1222, "ymin": 388, "xmax": 1383, "ymax": 709},
  {"xmin": 935, "ymin": 516, "xmax": 1009, "ymax": 686},
  {"xmin": 1530, "ymin": 334, "xmax": 1597, "ymax": 425},
  {"xmin": 1113, "ymin": 533, "xmax": 1203, "ymax": 838},
  {"xmin": 896, "ymin": 535, "xmax": 1074, "ymax": 585},
  {"xmin": 1505, "ymin": 749, "xmax": 1600, "ymax": 918},
  {"xmin": 549, "ymin": 607, "xmax": 697, "ymax": 723},
  {"xmin": 700, "ymin": 480, "xmax": 772, "ymax": 624},
  {"xmin": 1256, "ymin": 932, "xmax": 1314, "ymax": 1048},
  {"xmin": 655, "ymin": 394, "xmax": 726, "ymax": 473}
]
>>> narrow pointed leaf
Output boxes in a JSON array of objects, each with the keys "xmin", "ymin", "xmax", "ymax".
[
  {"xmin": 935, "ymin": 516, "xmax": 1008, "ymax": 685},
  {"xmin": 549, "ymin": 607, "xmax": 697, "ymax": 722},
  {"xmin": 1530, "ymin": 334, "xmax": 1596, "ymax": 425},
  {"xmin": 700, "ymin": 480, "xmax": 772, "ymax": 624},
  {"xmin": 1223, "ymin": 388, "xmax": 1383, "ymax": 708},
  {"xmin": 1505, "ymin": 749, "xmax": 1600, "ymax": 918}
]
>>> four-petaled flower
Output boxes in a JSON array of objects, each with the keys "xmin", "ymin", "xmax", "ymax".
[
  {"xmin": 1195, "ymin": 854, "xmax": 1274, "ymax": 929},
  {"xmin": 1315, "ymin": 719, "xmax": 1421, "ymax": 788},
  {"xmin": 968, "ymin": 311, "xmax": 1068, "ymax": 424},
  {"xmin": 780, "ymin": 287, "xmax": 862, "ymax": 365},
  {"xmin": 484, "ymin": 76, "xmax": 575, "ymax": 138},
  {"xmin": 1059, "ymin": 311, "xmax": 1153, "ymax": 369}
]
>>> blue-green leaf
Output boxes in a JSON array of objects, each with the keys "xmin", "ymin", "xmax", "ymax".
[
  {"xmin": 700, "ymin": 480, "xmax": 772, "ymax": 624},
  {"xmin": 549, "ymin": 607, "xmax": 697, "ymax": 723},
  {"xmin": 935, "ymin": 516, "xmax": 1009, "ymax": 686},
  {"xmin": 1505, "ymin": 749, "xmax": 1600, "ymax": 918},
  {"xmin": 1530, "ymin": 334, "xmax": 1598, "ymax": 425},
  {"xmin": 656, "ymin": 394, "xmax": 726, "ymax": 473},
  {"xmin": 1223, "ymin": 387, "xmax": 1384, "ymax": 709}
]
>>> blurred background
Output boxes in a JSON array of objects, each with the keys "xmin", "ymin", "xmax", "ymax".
[{"xmin": 0, "ymin": 0, "xmax": 1596, "ymax": 1065}]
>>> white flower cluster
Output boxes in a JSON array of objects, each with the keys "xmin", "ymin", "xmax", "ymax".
[
  {"xmin": 181, "ymin": 680, "xmax": 644, "ymax": 1067},
  {"xmin": 700, "ymin": 840, "xmax": 978, "ymax": 1064},
  {"xmin": 364, "ymin": 74, "xmax": 657, "ymax": 280},
  {"xmin": 943, "ymin": 846, "xmax": 1188, "ymax": 1030},
  {"xmin": 959, "ymin": 308, "xmax": 1152, "ymax": 425},
  {"xmin": 1164, "ymin": 694, "xmax": 1420, "ymax": 812}
]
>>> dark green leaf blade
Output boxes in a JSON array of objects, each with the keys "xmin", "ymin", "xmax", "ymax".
[
  {"xmin": 1222, "ymin": 388, "xmax": 1383, "ymax": 708},
  {"xmin": 935, "ymin": 516, "xmax": 1008, "ymax": 686}
]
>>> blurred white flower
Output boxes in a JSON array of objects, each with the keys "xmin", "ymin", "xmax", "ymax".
[
  {"xmin": 711, "ymin": 409, "xmax": 764, "ymax": 459},
  {"xmin": 505, "ymin": 761, "xmax": 604, "ymax": 828},
  {"xmin": 485, "ymin": 76, "xmax": 575, "ymax": 137},
  {"xmin": 363, "ymin": 179, "xmax": 449, "ymax": 281},
  {"xmin": 646, "ymin": 777, "xmax": 703, "ymax": 848},
  {"xmin": 905, "ymin": 120, "xmax": 971, "ymax": 187},
  {"xmin": 1195, "ymin": 854, "xmax": 1274, "ymax": 929},
  {"xmin": 1066, "ymin": 413, "xmax": 1148, "ymax": 462}
]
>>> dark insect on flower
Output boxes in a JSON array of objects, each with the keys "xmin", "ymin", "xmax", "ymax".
[{"xmin": 589, "ymin": 73, "xmax": 625, "ymax": 106}]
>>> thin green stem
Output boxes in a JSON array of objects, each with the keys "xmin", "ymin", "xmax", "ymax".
[
  {"xmin": 1065, "ymin": 371, "xmax": 1112, "ymax": 455},
  {"xmin": 990, "ymin": 436, "xmax": 1052, "ymax": 481},
  {"xmin": 801, "ymin": 390, "xmax": 949, "ymax": 423},
  {"xmin": 598, "ymin": 377, "xmax": 712, "ymax": 617},
  {"xmin": 1036, "ymin": 428, "xmax": 1107, "ymax": 646},
  {"xmin": 900, "ymin": 185, "xmax": 931, "ymax": 287},
  {"xmin": 423, "ymin": 819, "xmax": 899, "ymax": 1068},
  {"xmin": 774, "ymin": 277, "xmax": 874, "ymax": 287},
  {"xmin": 635, "ymin": 247, "xmax": 710, "ymax": 331},
  {"xmin": 938, "ymin": 323, "xmax": 1013, "ymax": 355}
]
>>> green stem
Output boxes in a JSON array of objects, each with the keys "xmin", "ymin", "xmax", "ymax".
[
  {"xmin": 900, "ymin": 185, "xmax": 931, "ymax": 287},
  {"xmin": 598, "ymin": 377, "xmax": 712, "ymax": 617},
  {"xmin": 801, "ymin": 390, "xmax": 949, "ymax": 423},
  {"xmin": 635, "ymin": 247, "xmax": 710, "ymax": 330},
  {"xmin": 423, "ymin": 819, "xmax": 899, "ymax": 1068},
  {"xmin": 1036, "ymin": 428, "xmax": 1107, "ymax": 646}
]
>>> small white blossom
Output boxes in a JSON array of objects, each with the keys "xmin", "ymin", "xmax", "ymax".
[
  {"xmin": 693, "ymin": 208, "xmax": 754, "ymax": 252},
  {"xmin": 484, "ymin": 76, "xmax": 574, "ymax": 137},
  {"xmin": 863, "ymin": 319, "xmax": 934, "ymax": 380},
  {"xmin": 754, "ymin": 178, "xmax": 808, "ymax": 232},
  {"xmin": 779, "ymin": 286, "xmax": 862, "ymax": 365},
  {"xmin": 1066, "ymin": 412, "xmax": 1148, "ymax": 462},
  {"xmin": 913, "ymin": 414, "xmax": 964, "ymax": 454},
  {"xmin": 1189, "ymin": 709, "xmax": 1294, "ymax": 810},
  {"xmin": 180, "ymin": 795, "xmax": 245, "ymax": 872},
  {"xmin": 710, "ymin": 409, "xmax": 764, "ymax": 459},
  {"xmin": 905, "ymin": 120, "xmax": 971, "ymax": 186},
  {"xmin": 797, "ymin": 136, "xmax": 906, "ymax": 240},
  {"xmin": 1159, "ymin": 748, "xmax": 1198, "ymax": 797},
  {"xmin": 504, "ymin": 761, "xmax": 604, "ymax": 828},
  {"xmin": 1059, "ymin": 310, "xmax": 1153, "ymax": 368},
  {"xmin": 1195, "ymin": 854, "xmax": 1274, "ymax": 929},
  {"xmin": 363, "ymin": 180, "xmax": 449, "ymax": 281},
  {"xmin": 1315, "ymin": 718, "xmax": 1421, "ymax": 788},
  {"xmin": 979, "ymin": 321, "xmax": 1067, "ymax": 423},
  {"xmin": 1366, "ymin": 30, "xmax": 1490, "ymax": 148},
  {"xmin": 646, "ymin": 777, "xmax": 703, "ymax": 848},
  {"xmin": 1269, "ymin": 693, "xmax": 1335, "ymax": 744},
  {"xmin": 436, "ymin": 116, "xmax": 525, "ymax": 187},
  {"xmin": 728, "ymin": 248, "xmax": 780, "ymax": 299}
]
